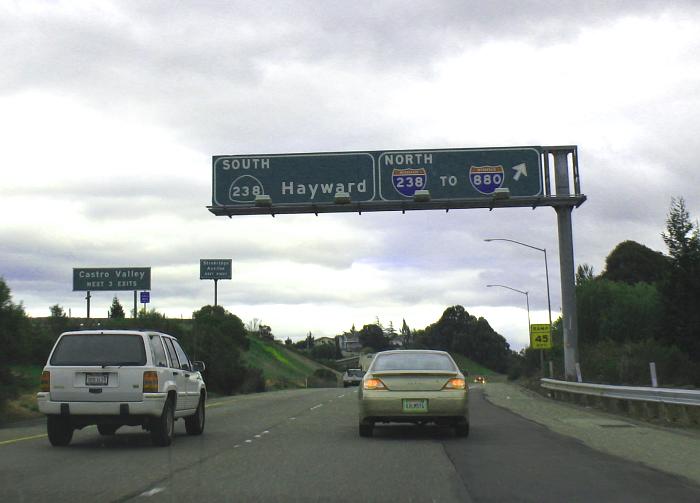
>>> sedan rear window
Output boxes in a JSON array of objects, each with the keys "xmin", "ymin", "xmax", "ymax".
[
  {"xmin": 50, "ymin": 334, "xmax": 147, "ymax": 366},
  {"xmin": 372, "ymin": 353, "xmax": 456, "ymax": 372}
]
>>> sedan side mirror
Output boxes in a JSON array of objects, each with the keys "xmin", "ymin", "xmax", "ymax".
[
  {"xmin": 460, "ymin": 369, "xmax": 469, "ymax": 377},
  {"xmin": 192, "ymin": 361, "xmax": 206, "ymax": 372}
]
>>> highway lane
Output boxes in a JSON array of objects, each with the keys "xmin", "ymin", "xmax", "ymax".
[{"xmin": 1, "ymin": 386, "xmax": 699, "ymax": 502}]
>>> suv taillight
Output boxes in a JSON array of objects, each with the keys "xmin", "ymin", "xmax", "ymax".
[
  {"xmin": 40, "ymin": 371, "xmax": 50, "ymax": 392},
  {"xmin": 143, "ymin": 371, "xmax": 159, "ymax": 392}
]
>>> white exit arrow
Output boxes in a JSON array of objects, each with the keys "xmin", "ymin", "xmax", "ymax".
[{"xmin": 512, "ymin": 163, "xmax": 527, "ymax": 181}]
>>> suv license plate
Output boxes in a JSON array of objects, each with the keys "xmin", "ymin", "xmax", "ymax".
[
  {"xmin": 85, "ymin": 373, "xmax": 109, "ymax": 386},
  {"xmin": 403, "ymin": 399, "xmax": 428, "ymax": 413}
]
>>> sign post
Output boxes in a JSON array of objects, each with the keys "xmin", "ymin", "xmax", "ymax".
[
  {"xmin": 200, "ymin": 259, "xmax": 232, "ymax": 306},
  {"xmin": 140, "ymin": 291, "xmax": 150, "ymax": 313}
]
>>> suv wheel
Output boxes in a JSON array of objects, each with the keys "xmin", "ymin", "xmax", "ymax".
[
  {"xmin": 185, "ymin": 394, "xmax": 205, "ymax": 435},
  {"xmin": 47, "ymin": 416, "xmax": 73, "ymax": 446},
  {"xmin": 359, "ymin": 420, "xmax": 373, "ymax": 437},
  {"xmin": 97, "ymin": 424, "xmax": 118, "ymax": 436},
  {"xmin": 150, "ymin": 397, "xmax": 175, "ymax": 446}
]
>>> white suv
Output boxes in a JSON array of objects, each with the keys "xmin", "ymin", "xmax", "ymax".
[{"xmin": 37, "ymin": 329, "xmax": 206, "ymax": 447}]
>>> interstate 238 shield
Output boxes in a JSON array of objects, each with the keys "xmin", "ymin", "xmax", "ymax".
[{"xmin": 392, "ymin": 168, "xmax": 428, "ymax": 197}]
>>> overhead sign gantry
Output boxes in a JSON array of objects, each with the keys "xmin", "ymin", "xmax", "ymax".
[
  {"xmin": 208, "ymin": 145, "xmax": 585, "ymax": 381},
  {"xmin": 209, "ymin": 146, "xmax": 584, "ymax": 216}
]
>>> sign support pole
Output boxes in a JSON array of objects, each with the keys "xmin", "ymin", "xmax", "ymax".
[
  {"xmin": 214, "ymin": 279, "xmax": 218, "ymax": 307},
  {"xmin": 553, "ymin": 151, "xmax": 579, "ymax": 381},
  {"xmin": 86, "ymin": 290, "xmax": 91, "ymax": 319},
  {"xmin": 133, "ymin": 290, "xmax": 137, "ymax": 318}
]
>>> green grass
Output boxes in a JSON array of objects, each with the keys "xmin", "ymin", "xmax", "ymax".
[
  {"xmin": 449, "ymin": 353, "xmax": 503, "ymax": 380},
  {"xmin": 242, "ymin": 337, "xmax": 340, "ymax": 389}
]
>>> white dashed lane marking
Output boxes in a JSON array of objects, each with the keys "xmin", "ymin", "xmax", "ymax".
[
  {"xmin": 139, "ymin": 487, "xmax": 165, "ymax": 497},
  {"xmin": 310, "ymin": 404, "xmax": 323, "ymax": 410}
]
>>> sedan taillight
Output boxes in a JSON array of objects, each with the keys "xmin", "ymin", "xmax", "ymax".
[
  {"xmin": 443, "ymin": 378, "xmax": 466, "ymax": 390},
  {"xmin": 363, "ymin": 378, "xmax": 387, "ymax": 390}
]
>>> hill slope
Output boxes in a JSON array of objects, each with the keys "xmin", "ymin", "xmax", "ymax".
[{"xmin": 243, "ymin": 337, "xmax": 341, "ymax": 389}]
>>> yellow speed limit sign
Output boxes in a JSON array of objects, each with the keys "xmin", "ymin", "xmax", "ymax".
[{"xmin": 530, "ymin": 324, "xmax": 552, "ymax": 349}]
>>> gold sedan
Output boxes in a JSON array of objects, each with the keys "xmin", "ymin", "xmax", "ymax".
[{"xmin": 358, "ymin": 350, "xmax": 469, "ymax": 437}]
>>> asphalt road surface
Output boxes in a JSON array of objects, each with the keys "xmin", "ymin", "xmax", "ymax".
[{"xmin": 1, "ymin": 387, "xmax": 699, "ymax": 502}]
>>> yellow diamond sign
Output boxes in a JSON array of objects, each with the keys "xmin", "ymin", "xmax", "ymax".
[{"xmin": 530, "ymin": 324, "xmax": 552, "ymax": 349}]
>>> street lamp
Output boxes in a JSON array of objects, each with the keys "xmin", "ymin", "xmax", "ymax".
[
  {"xmin": 486, "ymin": 284, "xmax": 530, "ymax": 340},
  {"xmin": 483, "ymin": 238, "xmax": 552, "ymax": 337}
]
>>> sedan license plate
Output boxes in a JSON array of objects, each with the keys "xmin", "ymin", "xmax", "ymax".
[
  {"xmin": 402, "ymin": 399, "xmax": 428, "ymax": 413},
  {"xmin": 85, "ymin": 373, "xmax": 108, "ymax": 386}
]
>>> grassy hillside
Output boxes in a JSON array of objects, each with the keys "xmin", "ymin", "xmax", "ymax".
[
  {"xmin": 449, "ymin": 353, "xmax": 503, "ymax": 380},
  {"xmin": 243, "ymin": 336, "xmax": 341, "ymax": 389}
]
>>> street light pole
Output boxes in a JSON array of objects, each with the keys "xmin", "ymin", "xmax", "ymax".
[
  {"xmin": 485, "ymin": 238, "xmax": 552, "ymax": 375},
  {"xmin": 486, "ymin": 284, "xmax": 530, "ymax": 346}
]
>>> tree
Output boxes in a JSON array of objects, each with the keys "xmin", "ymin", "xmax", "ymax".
[
  {"xmin": 0, "ymin": 278, "xmax": 28, "ymax": 410},
  {"xmin": 385, "ymin": 321, "xmax": 397, "ymax": 340},
  {"xmin": 192, "ymin": 305, "xmax": 249, "ymax": 394},
  {"xmin": 49, "ymin": 304, "xmax": 66, "ymax": 318},
  {"xmin": 108, "ymin": 297, "xmax": 125, "ymax": 319},
  {"xmin": 601, "ymin": 240, "xmax": 668, "ymax": 284},
  {"xmin": 659, "ymin": 197, "xmax": 700, "ymax": 361},
  {"xmin": 576, "ymin": 264, "xmax": 595, "ymax": 286},
  {"xmin": 418, "ymin": 306, "xmax": 512, "ymax": 372},
  {"xmin": 400, "ymin": 319, "xmax": 412, "ymax": 347},
  {"xmin": 359, "ymin": 324, "xmax": 391, "ymax": 351},
  {"xmin": 576, "ymin": 279, "xmax": 662, "ymax": 345}
]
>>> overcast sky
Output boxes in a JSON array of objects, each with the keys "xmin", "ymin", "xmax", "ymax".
[{"xmin": 2, "ymin": 1, "xmax": 699, "ymax": 350}]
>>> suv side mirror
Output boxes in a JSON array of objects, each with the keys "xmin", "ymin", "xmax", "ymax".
[
  {"xmin": 461, "ymin": 369, "xmax": 469, "ymax": 377},
  {"xmin": 192, "ymin": 361, "xmax": 206, "ymax": 372}
]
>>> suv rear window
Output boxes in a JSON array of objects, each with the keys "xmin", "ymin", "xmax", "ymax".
[
  {"xmin": 50, "ymin": 334, "xmax": 147, "ymax": 366},
  {"xmin": 372, "ymin": 353, "xmax": 456, "ymax": 371}
]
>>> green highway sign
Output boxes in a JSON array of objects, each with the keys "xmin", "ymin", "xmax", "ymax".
[
  {"xmin": 213, "ymin": 153, "xmax": 376, "ymax": 206},
  {"xmin": 73, "ymin": 267, "xmax": 151, "ymax": 291},
  {"xmin": 209, "ymin": 146, "xmax": 585, "ymax": 216},
  {"xmin": 530, "ymin": 323, "xmax": 553, "ymax": 349},
  {"xmin": 378, "ymin": 148, "xmax": 541, "ymax": 201},
  {"xmin": 200, "ymin": 259, "xmax": 232, "ymax": 280}
]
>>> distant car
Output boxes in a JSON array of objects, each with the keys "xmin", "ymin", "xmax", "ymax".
[
  {"xmin": 358, "ymin": 350, "xmax": 469, "ymax": 437},
  {"xmin": 37, "ymin": 329, "xmax": 206, "ymax": 447},
  {"xmin": 474, "ymin": 375, "xmax": 486, "ymax": 384},
  {"xmin": 342, "ymin": 368, "xmax": 365, "ymax": 387}
]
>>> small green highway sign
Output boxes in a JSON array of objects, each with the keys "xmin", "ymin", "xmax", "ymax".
[
  {"xmin": 73, "ymin": 267, "xmax": 151, "ymax": 291},
  {"xmin": 209, "ymin": 145, "xmax": 585, "ymax": 216},
  {"xmin": 530, "ymin": 323, "xmax": 553, "ymax": 349},
  {"xmin": 200, "ymin": 259, "xmax": 232, "ymax": 280}
]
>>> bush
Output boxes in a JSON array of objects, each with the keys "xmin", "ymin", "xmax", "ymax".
[{"xmin": 580, "ymin": 338, "xmax": 698, "ymax": 386}]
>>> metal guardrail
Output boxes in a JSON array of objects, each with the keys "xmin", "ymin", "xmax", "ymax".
[{"xmin": 540, "ymin": 378, "xmax": 700, "ymax": 407}]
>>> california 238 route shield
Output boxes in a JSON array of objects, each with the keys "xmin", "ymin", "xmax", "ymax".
[{"xmin": 378, "ymin": 147, "xmax": 542, "ymax": 201}]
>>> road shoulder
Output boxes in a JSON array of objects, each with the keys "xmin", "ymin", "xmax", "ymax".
[{"xmin": 481, "ymin": 382, "xmax": 700, "ymax": 485}]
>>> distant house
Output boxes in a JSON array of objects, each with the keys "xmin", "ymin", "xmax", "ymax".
[
  {"xmin": 338, "ymin": 333, "xmax": 362, "ymax": 353},
  {"xmin": 389, "ymin": 337, "xmax": 403, "ymax": 348},
  {"xmin": 315, "ymin": 336, "xmax": 336, "ymax": 346}
]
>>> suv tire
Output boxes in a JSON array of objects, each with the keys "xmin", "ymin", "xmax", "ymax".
[
  {"xmin": 359, "ymin": 421, "xmax": 373, "ymax": 437},
  {"xmin": 150, "ymin": 397, "xmax": 175, "ymax": 447},
  {"xmin": 185, "ymin": 394, "xmax": 205, "ymax": 435},
  {"xmin": 47, "ymin": 416, "xmax": 73, "ymax": 446}
]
